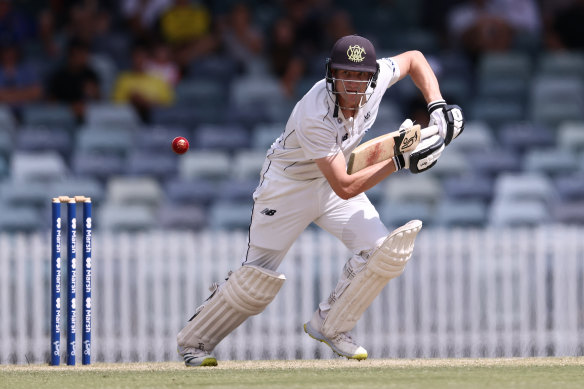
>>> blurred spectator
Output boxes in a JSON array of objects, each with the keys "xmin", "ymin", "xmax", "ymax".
[
  {"xmin": 268, "ymin": 18, "xmax": 305, "ymax": 97},
  {"xmin": 145, "ymin": 40, "xmax": 180, "ymax": 86},
  {"xmin": 121, "ymin": 0, "xmax": 172, "ymax": 41},
  {"xmin": 447, "ymin": 0, "xmax": 541, "ymax": 61},
  {"xmin": 46, "ymin": 40, "xmax": 101, "ymax": 123},
  {"xmin": 158, "ymin": 0, "xmax": 219, "ymax": 69},
  {"xmin": 544, "ymin": 0, "xmax": 584, "ymax": 50},
  {"xmin": 324, "ymin": 9, "xmax": 355, "ymax": 49},
  {"xmin": 0, "ymin": 44, "xmax": 42, "ymax": 122},
  {"xmin": 112, "ymin": 45, "xmax": 174, "ymax": 123},
  {"xmin": 0, "ymin": 0, "xmax": 36, "ymax": 46},
  {"xmin": 218, "ymin": 2, "xmax": 263, "ymax": 75}
]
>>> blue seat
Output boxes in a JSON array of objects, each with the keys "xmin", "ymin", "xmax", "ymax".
[
  {"xmin": 429, "ymin": 149, "xmax": 468, "ymax": 177},
  {"xmin": 158, "ymin": 203, "xmax": 207, "ymax": 230},
  {"xmin": 0, "ymin": 155, "xmax": 7, "ymax": 179},
  {"xmin": 178, "ymin": 150, "xmax": 231, "ymax": 180},
  {"xmin": 86, "ymin": 103, "xmax": 139, "ymax": 128},
  {"xmin": 523, "ymin": 148, "xmax": 579, "ymax": 176},
  {"xmin": 553, "ymin": 201, "xmax": 584, "ymax": 224},
  {"xmin": 48, "ymin": 178, "xmax": 105, "ymax": 205},
  {"xmin": 90, "ymin": 53, "xmax": 118, "ymax": 99},
  {"xmin": 555, "ymin": 174, "xmax": 584, "ymax": 201},
  {"xmin": 497, "ymin": 122, "xmax": 555, "ymax": 153},
  {"xmin": 217, "ymin": 178, "xmax": 258, "ymax": 202},
  {"xmin": 536, "ymin": 52, "xmax": 584, "ymax": 79},
  {"xmin": 194, "ymin": 124, "xmax": 250, "ymax": 151},
  {"xmin": 231, "ymin": 150, "xmax": 265, "ymax": 179},
  {"xmin": 489, "ymin": 199, "xmax": 549, "ymax": 226},
  {"xmin": 175, "ymin": 79, "xmax": 226, "ymax": 105},
  {"xmin": 377, "ymin": 201, "xmax": 434, "ymax": 229},
  {"xmin": 478, "ymin": 52, "xmax": 532, "ymax": 81},
  {"xmin": 125, "ymin": 151, "xmax": 178, "ymax": 179},
  {"xmin": 21, "ymin": 104, "xmax": 76, "ymax": 130},
  {"xmin": 470, "ymin": 149, "xmax": 521, "ymax": 177},
  {"xmin": 557, "ymin": 121, "xmax": 584, "ymax": 153},
  {"xmin": 10, "ymin": 151, "xmax": 67, "ymax": 182},
  {"xmin": 209, "ymin": 200, "xmax": 253, "ymax": 230},
  {"xmin": 106, "ymin": 177, "xmax": 162, "ymax": 207},
  {"xmin": 530, "ymin": 76, "xmax": 584, "ymax": 126},
  {"xmin": 97, "ymin": 203, "xmax": 156, "ymax": 231},
  {"xmin": 434, "ymin": 200, "xmax": 487, "ymax": 227},
  {"xmin": 0, "ymin": 205, "xmax": 42, "ymax": 231},
  {"xmin": 164, "ymin": 178, "xmax": 218, "ymax": 206},
  {"xmin": 137, "ymin": 125, "xmax": 191, "ymax": 152},
  {"xmin": 231, "ymin": 75, "xmax": 285, "ymax": 111},
  {"xmin": 76, "ymin": 126, "xmax": 134, "ymax": 157},
  {"xmin": 188, "ymin": 55, "xmax": 239, "ymax": 82},
  {"xmin": 443, "ymin": 174, "xmax": 494, "ymax": 202},
  {"xmin": 477, "ymin": 77, "xmax": 527, "ymax": 100},
  {"xmin": 0, "ymin": 129, "xmax": 13, "ymax": 159},
  {"xmin": 493, "ymin": 173, "xmax": 556, "ymax": 203},
  {"xmin": 0, "ymin": 106, "xmax": 15, "ymax": 133},
  {"xmin": 72, "ymin": 152, "xmax": 125, "ymax": 180},
  {"xmin": 251, "ymin": 123, "xmax": 284, "ymax": 151},
  {"xmin": 15, "ymin": 126, "xmax": 72, "ymax": 155},
  {"xmin": 447, "ymin": 121, "xmax": 495, "ymax": 154},
  {"xmin": 0, "ymin": 180, "xmax": 49, "ymax": 208},
  {"xmin": 471, "ymin": 98, "xmax": 525, "ymax": 128},
  {"xmin": 382, "ymin": 173, "xmax": 442, "ymax": 205}
]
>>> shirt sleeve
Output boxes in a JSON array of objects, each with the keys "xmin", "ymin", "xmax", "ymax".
[
  {"xmin": 295, "ymin": 118, "xmax": 340, "ymax": 160},
  {"xmin": 377, "ymin": 57, "xmax": 401, "ymax": 90}
]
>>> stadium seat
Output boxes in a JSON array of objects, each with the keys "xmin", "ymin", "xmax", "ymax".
[
  {"xmin": 188, "ymin": 54, "xmax": 239, "ymax": 83},
  {"xmin": 76, "ymin": 126, "xmax": 134, "ymax": 157},
  {"xmin": 48, "ymin": 178, "xmax": 105, "ymax": 205},
  {"xmin": 21, "ymin": 104, "xmax": 76, "ymax": 131},
  {"xmin": 428, "ymin": 149, "xmax": 468, "ymax": 177},
  {"xmin": 178, "ymin": 150, "xmax": 231, "ymax": 180},
  {"xmin": 0, "ymin": 130, "xmax": 13, "ymax": 159},
  {"xmin": 86, "ymin": 103, "xmax": 139, "ymax": 128},
  {"xmin": 377, "ymin": 200, "xmax": 434, "ymax": 229},
  {"xmin": 71, "ymin": 152, "xmax": 125, "ymax": 180},
  {"xmin": 15, "ymin": 126, "xmax": 72, "ymax": 155},
  {"xmin": 231, "ymin": 75, "xmax": 286, "ymax": 111},
  {"xmin": 557, "ymin": 121, "xmax": 584, "ymax": 153},
  {"xmin": 97, "ymin": 203, "xmax": 156, "ymax": 231},
  {"xmin": 382, "ymin": 173, "xmax": 442, "ymax": 205},
  {"xmin": 231, "ymin": 150, "xmax": 266, "ymax": 179},
  {"xmin": 0, "ymin": 106, "xmax": 15, "ymax": 133},
  {"xmin": 478, "ymin": 52, "xmax": 532, "ymax": 81},
  {"xmin": 175, "ymin": 79, "xmax": 226, "ymax": 106},
  {"xmin": 137, "ymin": 125, "xmax": 191, "ymax": 152},
  {"xmin": 194, "ymin": 124, "xmax": 250, "ymax": 151},
  {"xmin": 434, "ymin": 200, "xmax": 487, "ymax": 227},
  {"xmin": 106, "ymin": 177, "xmax": 162, "ymax": 206},
  {"xmin": 530, "ymin": 76, "xmax": 584, "ymax": 126},
  {"xmin": 536, "ymin": 52, "xmax": 584, "ymax": 79},
  {"xmin": 469, "ymin": 149, "xmax": 521, "ymax": 177},
  {"xmin": 125, "ymin": 150, "xmax": 178, "ymax": 179},
  {"xmin": 553, "ymin": 201, "xmax": 584, "ymax": 224},
  {"xmin": 0, "ymin": 155, "xmax": 7, "ymax": 179},
  {"xmin": 493, "ymin": 173, "xmax": 556, "ymax": 204},
  {"xmin": 443, "ymin": 174, "xmax": 494, "ymax": 202},
  {"xmin": 158, "ymin": 203, "xmax": 207, "ymax": 230},
  {"xmin": 0, "ymin": 205, "xmax": 42, "ymax": 232},
  {"xmin": 0, "ymin": 180, "xmax": 49, "ymax": 208},
  {"xmin": 217, "ymin": 177, "xmax": 258, "ymax": 201},
  {"xmin": 523, "ymin": 148, "xmax": 579, "ymax": 176},
  {"xmin": 497, "ymin": 122, "xmax": 555, "ymax": 153},
  {"xmin": 90, "ymin": 53, "xmax": 118, "ymax": 99},
  {"xmin": 10, "ymin": 151, "xmax": 67, "ymax": 182},
  {"xmin": 489, "ymin": 199, "xmax": 550, "ymax": 226},
  {"xmin": 470, "ymin": 98, "xmax": 525, "ymax": 128},
  {"xmin": 251, "ymin": 123, "xmax": 284, "ymax": 151},
  {"xmin": 477, "ymin": 77, "xmax": 527, "ymax": 101},
  {"xmin": 447, "ymin": 120, "xmax": 495, "ymax": 154},
  {"xmin": 209, "ymin": 200, "xmax": 253, "ymax": 230},
  {"xmin": 164, "ymin": 178, "xmax": 218, "ymax": 206},
  {"xmin": 555, "ymin": 174, "xmax": 584, "ymax": 201}
]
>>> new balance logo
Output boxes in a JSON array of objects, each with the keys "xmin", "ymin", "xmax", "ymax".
[{"xmin": 260, "ymin": 208, "xmax": 277, "ymax": 216}]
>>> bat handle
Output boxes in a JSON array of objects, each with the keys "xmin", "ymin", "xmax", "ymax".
[{"xmin": 421, "ymin": 125, "xmax": 439, "ymax": 139}]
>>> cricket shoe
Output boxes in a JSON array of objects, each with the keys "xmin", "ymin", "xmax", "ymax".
[
  {"xmin": 178, "ymin": 345, "xmax": 218, "ymax": 367},
  {"xmin": 303, "ymin": 311, "xmax": 367, "ymax": 360}
]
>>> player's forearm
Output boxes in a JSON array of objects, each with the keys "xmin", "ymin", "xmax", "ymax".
[
  {"xmin": 404, "ymin": 51, "xmax": 443, "ymax": 104},
  {"xmin": 332, "ymin": 158, "xmax": 397, "ymax": 200}
]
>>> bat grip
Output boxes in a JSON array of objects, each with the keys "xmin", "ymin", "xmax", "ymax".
[{"xmin": 421, "ymin": 125, "xmax": 439, "ymax": 139}]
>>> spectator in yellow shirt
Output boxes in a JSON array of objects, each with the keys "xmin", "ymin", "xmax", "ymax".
[{"xmin": 113, "ymin": 45, "xmax": 174, "ymax": 123}]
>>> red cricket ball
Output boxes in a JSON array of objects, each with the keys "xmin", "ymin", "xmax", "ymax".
[{"xmin": 172, "ymin": 136, "xmax": 189, "ymax": 154}]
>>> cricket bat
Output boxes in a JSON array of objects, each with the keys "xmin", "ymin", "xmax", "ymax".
[{"xmin": 347, "ymin": 124, "xmax": 438, "ymax": 174}]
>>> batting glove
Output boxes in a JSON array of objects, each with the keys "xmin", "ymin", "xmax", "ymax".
[{"xmin": 428, "ymin": 99, "xmax": 465, "ymax": 146}]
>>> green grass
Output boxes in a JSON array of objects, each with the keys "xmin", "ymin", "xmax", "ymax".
[{"xmin": 1, "ymin": 357, "xmax": 583, "ymax": 389}]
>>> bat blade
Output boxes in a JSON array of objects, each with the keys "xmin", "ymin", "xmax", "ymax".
[{"xmin": 347, "ymin": 124, "xmax": 436, "ymax": 174}]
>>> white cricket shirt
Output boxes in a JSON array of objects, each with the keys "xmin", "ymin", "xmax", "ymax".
[{"xmin": 259, "ymin": 57, "xmax": 401, "ymax": 184}]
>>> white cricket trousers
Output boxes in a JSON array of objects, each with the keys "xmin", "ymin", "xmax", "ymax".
[{"xmin": 244, "ymin": 173, "xmax": 389, "ymax": 302}]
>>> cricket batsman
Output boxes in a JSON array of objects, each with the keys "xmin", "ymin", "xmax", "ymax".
[{"xmin": 177, "ymin": 35, "xmax": 464, "ymax": 366}]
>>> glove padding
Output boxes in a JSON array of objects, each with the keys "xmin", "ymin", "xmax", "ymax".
[
  {"xmin": 393, "ymin": 133, "xmax": 445, "ymax": 174},
  {"xmin": 428, "ymin": 100, "xmax": 465, "ymax": 146}
]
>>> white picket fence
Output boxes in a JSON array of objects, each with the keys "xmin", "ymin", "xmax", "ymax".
[{"xmin": 0, "ymin": 226, "xmax": 583, "ymax": 364}]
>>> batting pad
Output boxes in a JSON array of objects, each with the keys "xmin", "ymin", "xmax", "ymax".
[
  {"xmin": 321, "ymin": 220, "xmax": 422, "ymax": 338},
  {"xmin": 177, "ymin": 265, "xmax": 286, "ymax": 352}
]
